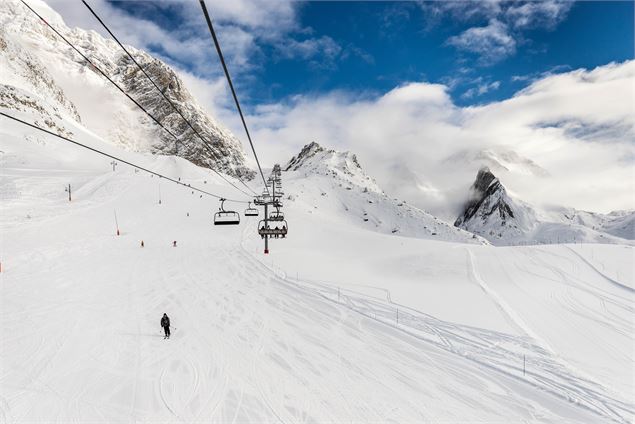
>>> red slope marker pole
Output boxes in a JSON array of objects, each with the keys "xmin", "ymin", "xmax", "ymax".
[{"xmin": 114, "ymin": 210, "xmax": 120, "ymax": 236}]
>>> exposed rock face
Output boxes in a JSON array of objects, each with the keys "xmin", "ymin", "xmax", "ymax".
[
  {"xmin": 0, "ymin": 85, "xmax": 73, "ymax": 137},
  {"xmin": 115, "ymin": 53, "xmax": 254, "ymax": 179},
  {"xmin": 0, "ymin": 0, "xmax": 254, "ymax": 179},
  {"xmin": 454, "ymin": 167, "xmax": 634, "ymax": 246},
  {"xmin": 454, "ymin": 167, "xmax": 533, "ymax": 243},
  {"xmin": 455, "ymin": 167, "xmax": 515, "ymax": 228}
]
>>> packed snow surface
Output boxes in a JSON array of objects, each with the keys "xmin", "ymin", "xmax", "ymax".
[{"xmin": 1, "ymin": 115, "xmax": 634, "ymax": 423}]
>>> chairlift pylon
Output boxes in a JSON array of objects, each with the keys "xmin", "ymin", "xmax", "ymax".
[{"xmin": 214, "ymin": 198, "xmax": 240, "ymax": 225}]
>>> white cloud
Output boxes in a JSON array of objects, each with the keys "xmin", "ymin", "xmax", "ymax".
[
  {"xmin": 421, "ymin": 0, "xmax": 574, "ymax": 65},
  {"xmin": 421, "ymin": 0, "xmax": 572, "ymax": 30},
  {"xmin": 206, "ymin": 0, "xmax": 297, "ymax": 33},
  {"xmin": 40, "ymin": 0, "xmax": 217, "ymax": 73},
  {"xmin": 511, "ymin": 65, "xmax": 572, "ymax": 84},
  {"xmin": 506, "ymin": 0, "xmax": 574, "ymax": 29},
  {"xmin": 462, "ymin": 80, "xmax": 501, "ymax": 99},
  {"xmin": 38, "ymin": 0, "xmax": 329, "ymax": 76},
  {"xmin": 226, "ymin": 61, "xmax": 635, "ymax": 219},
  {"xmin": 447, "ymin": 20, "xmax": 516, "ymax": 64},
  {"xmin": 275, "ymin": 35, "xmax": 342, "ymax": 69},
  {"xmin": 420, "ymin": 1, "xmax": 503, "ymax": 26}
]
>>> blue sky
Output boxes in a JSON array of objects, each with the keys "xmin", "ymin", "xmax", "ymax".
[{"xmin": 106, "ymin": 0, "xmax": 634, "ymax": 108}]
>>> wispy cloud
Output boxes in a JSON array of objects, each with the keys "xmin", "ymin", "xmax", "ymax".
[
  {"xmin": 461, "ymin": 80, "xmax": 501, "ymax": 99},
  {"xmin": 274, "ymin": 35, "xmax": 342, "ymax": 70},
  {"xmin": 421, "ymin": 0, "xmax": 574, "ymax": 65},
  {"xmin": 505, "ymin": 1, "xmax": 574, "ymax": 29},
  {"xmin": 447, "ymin": 19, "xmax": 516, "ymax": 65},
  {"xmin": 40, "ymin": 0, "xmax": 347, "ymax": 78},
  {"xmin": 511, "ymin": 64, "xmax": 573, "ymax": 83}
]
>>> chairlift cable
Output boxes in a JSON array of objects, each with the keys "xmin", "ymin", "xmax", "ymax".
[
  {"xmin": 0, "ymin": 112, "xmax": 249, "ymax": 204},
  {"xmin": 81, "ymin": 0, "xmax": 258, "ymax": 198},
  {"xmin": 19, "ymin": 0, "xmax": 252, "ymax": 199},
  {"xmin": 198, "ymin": 0, "xmax": 270, "ymax": 196}
]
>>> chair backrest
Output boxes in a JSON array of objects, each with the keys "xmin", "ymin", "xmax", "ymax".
[{"xmin": 214, "ymin": 211, "xmax": 240, "ymax": 225}]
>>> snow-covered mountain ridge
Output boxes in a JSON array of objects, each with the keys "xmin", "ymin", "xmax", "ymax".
[
  {"xmin": 285, "ymin": 141, "xmax": 384, "ymax": 194},
  {"xmin": 455, "ymin": 167, "xmax": 635, "ymax": 245},
  {"xmin": 0, "ymin": 0, "xmax": 253, "ymax": 179},
  {"xmin": 283, "ymin": 142, "xmax": 487, "ymax": 244}
]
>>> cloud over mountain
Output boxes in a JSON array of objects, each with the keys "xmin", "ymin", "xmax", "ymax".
[{"xmin": 239, "ymin": 61, "xmax": 634, "ymax": 219}]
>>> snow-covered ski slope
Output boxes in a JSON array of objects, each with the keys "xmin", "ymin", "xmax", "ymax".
[{"xmin": 1, "ymin": 115, "xmax": 634, "ymax": 423}]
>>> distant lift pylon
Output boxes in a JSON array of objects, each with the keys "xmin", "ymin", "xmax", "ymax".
[{"xmin": 254, "ymin": 164, "xmax": 286, "ymax": 253}]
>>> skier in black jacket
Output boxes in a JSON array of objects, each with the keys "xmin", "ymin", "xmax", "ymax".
[{"xmin": 161, "ymin": 313, "xmax": 171, "ymax": 339}]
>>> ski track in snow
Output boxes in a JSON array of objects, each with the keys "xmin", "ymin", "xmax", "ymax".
[
  {"xmin": 563, "ymin": 246, "xmax": 635, "ymax": 293},
  {"xmin": 466, "ymin": 248, "xmax": 541, "ymax": 342},
  {"xmin": 242, "ymin": 230, "xmax": 634, "ymax": 423}
]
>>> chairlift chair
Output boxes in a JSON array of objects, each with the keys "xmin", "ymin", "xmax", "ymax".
[
  {"xmin": 214, "ymin": 198, "xmax": 240, "ymax": 225},
  {"xmin": 244, "ymin": 202, "xmax": 259, "ymax": 217},
  {"xmin": 258, "ymin": 220, "xmax": 288, "ymax": 238},
  {"xmin": 269, "ymin": 207, "xmax": 285, "ymax": 221}
]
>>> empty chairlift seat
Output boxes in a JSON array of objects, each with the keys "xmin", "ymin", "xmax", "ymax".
[
  {"xmin": 244, "ymin": 202, "xmax": 259, "ymax": 217},
  {"xmin": 214, "ymin": 198, "xmax": 240, "ymax": 225}
]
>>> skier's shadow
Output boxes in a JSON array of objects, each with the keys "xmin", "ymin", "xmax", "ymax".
[{"xmin": 119, "ymin": 332, "xmax": 166, "ymax": 338}]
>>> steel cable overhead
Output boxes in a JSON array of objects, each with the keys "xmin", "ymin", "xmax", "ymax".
[
  {"xmin": 0, "ymin": 112, "xmax": 250, "ymax": 204},
  {"xmin": 199, "ymin": 0, "xmax": 270, "ymax": 196},
  {"xmin": 19, "ymin": 0, "xmax": 253, "ymax": 199},
  {"xmin": 81, "ymin": 0, "xmax": 258, "ymax": 197}
]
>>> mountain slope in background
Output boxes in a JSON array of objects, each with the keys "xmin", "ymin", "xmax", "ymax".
[
  {"xmin": 283, "ymin": 142, "xmax": 487, "ymax": 244},
  {"xmin": 455, "ymin": 167, "xmax": 634, "ymax": 245},
  {"xmin": 0, "ymin": 0, "xmax": 254, "ymax": 179}
]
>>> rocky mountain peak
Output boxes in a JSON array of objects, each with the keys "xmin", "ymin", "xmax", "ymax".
[
  {"xmin": 454, "ymin": 167, "xmax": 520, "ymax": 238},
  {"xmin": 471, "ymin": 167, "xmax": 499, "ymax": 195},
  {"xmin": 284, "ymin": 142, "xmax": 383, "ymax": 194},
  {"xmin": 454, "ymin": 167, "xmax": 634, "ymax": 245},
  {"xmin": 284, "ymin": 142, "xmax": 326, "ymax": 171},
  {"xmin": 284, "ymin": 142, "xmax": 361, "ymax": 175}
]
